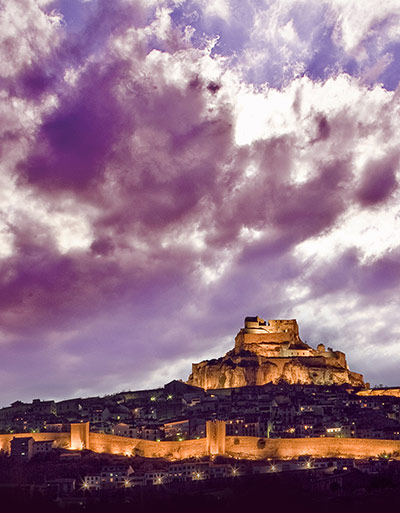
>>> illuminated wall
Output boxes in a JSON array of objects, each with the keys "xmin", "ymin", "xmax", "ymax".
[
  {"xmin": 0, "ymin": 432, "xmax": 69, "ymax": 453},
  {"xmin": 70, "ymin": 422, "xmax": 89, "ymax": 450},
  {"xmin": 225, "ymin": 436, "xmax": 400, "ymax": 460},
  {"xmin": 358, "ymin": 388, "xmax": 400, "ymax": 398},
  {"xmin": 89, "ymin": 432, "xmax": 207, "ymax": 459},
  {"xmin": 206, "ymin": 420, "xmax": 226, "ymax": 455},
  {"xmin": 1, "ymin": 424, "xmax": 400, "ymax": 461}
]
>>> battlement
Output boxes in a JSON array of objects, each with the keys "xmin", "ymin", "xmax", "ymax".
[
  {"xmin": 235, "ymin": 316, "xmax": 303, "ymax": 355},
  {"xmin": 244, "ymin": 317, "xmax": 299, "ymax": 334}
]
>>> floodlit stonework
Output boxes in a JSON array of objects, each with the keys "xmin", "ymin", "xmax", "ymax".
[
  {"xmin": 357, "ymin": 388, "xmax": 400, "ymax": 398},
  {"xmin": 187, "ymin": 316, "xmax": 365, "ymax": 389},
  {"xmin": 2, "ymin": 422, "xmax": 400, "ymax": 462}
]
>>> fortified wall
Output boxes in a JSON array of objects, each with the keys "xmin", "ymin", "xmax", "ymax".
[
  {"xmin": 1, "ymin": 422, "xmax": 400, "ymax": 461},
  {"xmin": 225, "ymin": 436, "xmax": 400, "ymax": 460},
  {"xmin": 0, "ymin": 432, "xmax": 70, "ymax": 453},
  {"xmin": 357, "ymin": 388, "xmax": 400, "ymax": 398},
  {"xmin": 188, "ymin": 316, "xmax": 365, "ymax": 389}
]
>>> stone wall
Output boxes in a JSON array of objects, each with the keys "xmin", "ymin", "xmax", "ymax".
[
  {"xmin": 225, "ymin": 436, "xmax": 400, "ymax": 460},
  {"xmin": 206, "ymin": 420, "xmax": 226, "ymax": 455},
  {"xmin": 88, "ymin": 433, "xmax": 207, "ymax": 459},
  {"xmin": 2, "ymin": 424, "xmax": 400, "ymax": 461},
  {"xmin": 358, "ymin": 388, "xmax": 400, "ymax": 398},
  {"xmin": 71, "ymin": 422, "xmax": 90, "ymax": 450},
  {"xmin": 0, "ymin": 432, "xmax": 70, "ymax": 453},
  {"xmin": 265, "ymin": 319, "xmax": 299, "ymax": 333}
]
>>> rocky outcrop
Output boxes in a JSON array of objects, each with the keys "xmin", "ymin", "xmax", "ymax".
[{"xmin": 187, "ymin": 317, "xmax": 365, "ymax": 390}]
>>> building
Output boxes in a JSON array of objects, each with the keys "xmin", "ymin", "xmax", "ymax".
[
  {"xmin": 225, "ymin": 419, "xmax": 260, "ymax": 437},
  {"xmin": 164, "ymin": 419, "xmax": 190, "ymax": 440},
  {"xmin": 100, "ymin": 465, "xmax": 134, "ymax": 488},
  {"xmin": 10, "ymin": 437, "xmax": 34, "ymax": 461},
  {"xmin": 10, "ymin": 437, "xmax": 55, "ymax": 461}
]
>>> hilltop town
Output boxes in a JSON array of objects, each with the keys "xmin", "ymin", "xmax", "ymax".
[{"xmin": 1, "ymin": 317, "xmax": 400, "ymax": 508}]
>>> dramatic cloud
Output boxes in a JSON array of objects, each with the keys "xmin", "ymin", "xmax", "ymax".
[{"xmin": 1, "ymin": 0, "xmax": 400, "ymax": 406}]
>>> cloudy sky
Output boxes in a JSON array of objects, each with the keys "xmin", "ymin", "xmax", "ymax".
[{"xmin": 1, "ymin": 0, "xmax": 400, "ymax": 407}]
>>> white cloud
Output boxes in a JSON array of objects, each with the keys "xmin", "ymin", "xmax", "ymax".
[{"xmin": 0, "ymin": 0, "xmax": 61, "ymax": 77}]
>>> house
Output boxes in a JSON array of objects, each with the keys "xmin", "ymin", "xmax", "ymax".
[
  {"xmin": 164, "ymin": 419, "xmax": 190, "ymax": 440},
  {"xmin": 10, "ymin": 437, "xmax": 55, "ymax": 461},
  {"xmin": 10, "ymin": 437, "xmax": 34, "ymax": 461}
]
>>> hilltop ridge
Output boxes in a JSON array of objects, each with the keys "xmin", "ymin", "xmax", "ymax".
[{"xmin": 187, "ymin": 316, "xmax": 365, "ymax": 390}]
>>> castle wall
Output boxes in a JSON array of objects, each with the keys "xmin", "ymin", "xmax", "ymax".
[
  {"xmin": 323, "ymin": 351, "xmax": 347, "ymax": 368},
  {"xmin": 235, "ymin": 332, "xmax": 296, "ymax": 353},
  {"xmin": 225, "ymin": 436, "xmax": 400, "ymax": 460},
  {"xmin": 70, "ymin": 422, "xmax": 89, "ymax": 450},
  {"xmin": 88, "ymin": 433, "xmax": 207, "ymax": 459},
  {"xmin": 281, "ymin": 349, "xmax": 314, "ymax": 357},
  {"xmin": 357, "ymin": 388, "xmax": 400, "ymax": 398},
  {"xmin": 206, "ymin": 420, "xmax": 226, "ymax": 455},
  {"xmin": 0, "ymin": 432, "xmax": 70, "ymax": 453},
  {"xmin": 2, "ymin": 428, "xmax": 400, "ymax": 461},
  {"xmin": 266, "ymin": 320, "xmax": 299, "ymax": 333}
]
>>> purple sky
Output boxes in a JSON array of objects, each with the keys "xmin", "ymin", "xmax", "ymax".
[{"xmin": 1, "ymin": 0, "xmax": 400, "ymax": 407}]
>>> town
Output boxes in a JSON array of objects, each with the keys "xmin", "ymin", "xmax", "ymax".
[
  {"xmin": 2, "ymin": 318, "xmax": 400, "ymax": 509},
  {"xmin": 2, "ymin": 381, "xmax": 400, "ymax": 445},
  {"xmin": 1, "ymin": 381, "xmax": 400, "ymax": 503}
]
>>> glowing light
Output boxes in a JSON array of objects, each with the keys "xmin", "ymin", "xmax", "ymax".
[
  {"xmin": 150, "ymin": 397, "xmax": 156, "ymax": 402},
  {"xmin": 156, "ymin": 476, "xmax": 163, "ymax": 485},
  {"xmin": 231, "ymin": 466, "xmax": 239, "ymax": 477}
]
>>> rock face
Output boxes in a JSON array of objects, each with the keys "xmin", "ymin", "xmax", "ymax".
[{"xmin": 187, "ymin": 316, "xmax": 365, "ymax": 389}]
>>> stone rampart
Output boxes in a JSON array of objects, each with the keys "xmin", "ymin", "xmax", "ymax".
[
  {"xmin": 2, "ymin": 425, "xmax": 400, "ymax": 461},
  {"xmin": 88, "ymin": 432, "xmax": 207, "ymax": 459},
  {"xmin": 0, "ymin": 432, "xmax": 70, "ymax": 453},
  {"xmin": 71, "ymin": 422, "xmax": 90, "ymax": 450},
  {"xmin": 358, "ymin": 388, "xmax": 400, "ymax": 398},
  {"xmin": 206, "ymin": 420, "xmax": 226, "ymax": 455},
  {"xmin": 225, "ymin": 436, "xmax": 400, "ymax": 460}
]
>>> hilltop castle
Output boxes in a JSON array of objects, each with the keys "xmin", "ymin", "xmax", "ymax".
[{"xmin": 187, "ymin": 316, "xmax": 365, "ymax": 389}]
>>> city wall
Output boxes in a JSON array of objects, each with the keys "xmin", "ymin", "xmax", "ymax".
[
  {"xmin": 358, "ymin": 388, "xmax": 400, "ymax": 398},
  {"xmin": 225, "ymin": 436, "xmax": 400, "ymax": 460},
  {"xmin": 2, "ymin": 423, "xmax": 400, "ymax": 461},
  {"xmin": 0, "ymin": 432, "xmax": 70, "ymax": 453},
  {"xmin": 89, "ymin": 433, "xmax": 207, "ymax": 459}
]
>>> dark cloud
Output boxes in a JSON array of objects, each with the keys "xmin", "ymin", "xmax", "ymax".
[
  {"xmin": 18, "ymin": 59, "xmax": 134, "ymax": 191},
  {"xmin": 308, "ymin": 249, "xmax": 400, "ymax": 302},
  {"xmin": 18, "ymin": 64, "xmax": 57, "ymax": 98},
  {"xmin": 313, "ymin": 114, "xmax": 330, "ymax": 142},
  {"xmin": 357, "ymin": 253, "xmax": 400, "ymax": 296},
  {"xmin": 356, "ymin": 154, "xmax": 398, "ymax": 206},
  {"xmin": 308, "ymin": 249, "xmax": 359, "ymax": 298}
]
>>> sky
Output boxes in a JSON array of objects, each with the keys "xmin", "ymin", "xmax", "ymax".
[{"xmin": 1, "ymin": 0, "xmax": 400, "ymax": 407}]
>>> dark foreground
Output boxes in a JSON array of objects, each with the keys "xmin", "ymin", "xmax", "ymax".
[{"xmin": 2, "ymin": 470, "xmax": 400, "ymax": 513}]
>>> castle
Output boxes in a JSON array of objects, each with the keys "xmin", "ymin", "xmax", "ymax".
[{"xmin": 187, "ymin": 316, "xmax": 365, "ymax": 389}]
